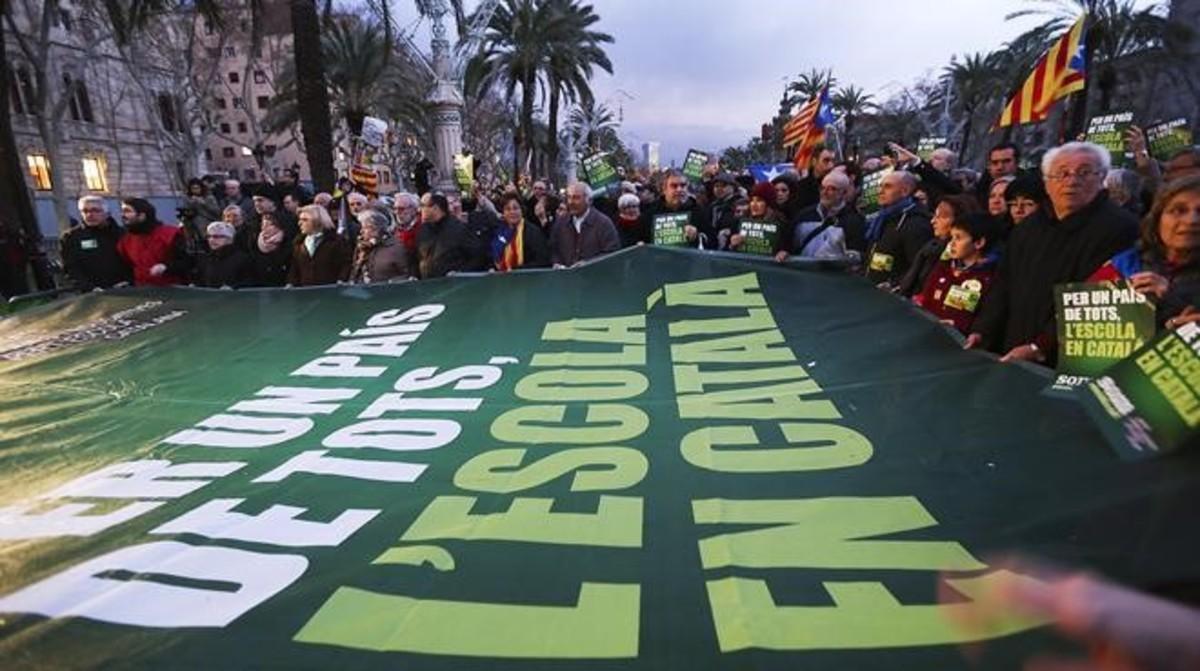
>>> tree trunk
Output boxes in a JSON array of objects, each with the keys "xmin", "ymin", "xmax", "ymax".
[
  {"xmin": 0, "ymin": 29, "xmax": 52, "ymax": 291},
  {"xmin": 547, "ymin": 84, "xmax": 560, "ymax": 183},
  {"xmin": 959, "ymin": 113, "xmax": 974, "ymax": 164},
  {"xmin": 290, "ymin": 0, "xmax": 336, "ymax": 192},
  {"xmin": 517, "ymin": 75, "xmax": 535, "ymax": 181}
]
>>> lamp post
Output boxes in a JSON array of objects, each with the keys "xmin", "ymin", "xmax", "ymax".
[{"xmin": 419, "ymin": 2, "xmax": 465, "ymax": 194}]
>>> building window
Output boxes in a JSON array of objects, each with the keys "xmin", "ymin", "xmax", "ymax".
[
  {"xmin": 228, "ymin": 71, "xmax": 240, "ymax": 84},
  {"xmin": 204, "ymin": 20, "xmax": 214, "ymax": 35},
  {"xmin": 8, "ymin": 68, "xmax": 25, "ymax": 115},
  {"xmin": 237, "ymin": 121, "xmax": 247, "ymax": 133},
  {"xmin": 157, "ymin": 92, "xmax": 178, "ymax": 132},
  {"xmin": 219, "ymin": 122, "xmax": 231, "ymax": 134},
  {"xmin": 82, "ymin": 155, "xmax": 108, "ymax": 191},
  {"xmin": 204, "ymin": 148, "xmax": 213, "ymax": 161},
  {"xmin": 224, "ymin": 46, "xmax": 236, "ymax": 57},
  {"xmin": 215, "ymin": 97, "xmax": 226, "ymax": 110},
  {"xmin": 256, "ymin": 95, "xmax": 270, "ymax": 109},
  {"xmin": 253, "ymin": 70, "xmax": 267, "ymax": 84},
  {"xmin": 244, "ymin": 168, "xmax": 256, "ymax": 180},
  {"xmin": 59, "ymin": 10, "xmax": 73, "ymax": 31},
  {"xmin": 63, "ymin": 73, "xmax": 95, "ymax": 123},
  {"xmin": 206, "ymin": 47, "xmax": 219, "ymax": 59},
  {"xmin": 232, "ymin": 97, "xmax": 244, "ymax": 108},
  {"xmin": 222, "ymin": 147, "xmax": 235, "ymax": 158},
  {"xmin": 26, "ymin": 154, "xmax": 52, "ymax": 190},
  {"xmin": 265, "ymin": 144, "xmax": 276, "ymax": 157},
  {"xmin": 239, "ymin": 19, "xmax": 249, "ymax": 32}
]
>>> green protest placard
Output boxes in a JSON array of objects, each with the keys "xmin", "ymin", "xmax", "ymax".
[
  {"xmin": 1082, "ymin": 320, "xmax": 1200, "ymax": 460},
  {"xmin": 737, "ymin": 219, "xmax": 778, "ymax": 256},
  {"xmin": 1086, "ymin": 112, "xmax": 1135, "ymax": 168},
  {"xmin": 1146, "ymin": 118, "xmax": 1193, "ymax": 162},
  {"xmin": 917, "ymin": 137, "xmax": 947, "ymax": 162},
  {"xmin": 581, "ymin": 152, "xmax": 618, "ymax": 190},
  {"xmin": 652, "ymin": 212, "xmax": 689, "ymax": 246},
  {"xmin": 1051, "ymin": 281, "xmax": 1156, "ymax": 393},
  {"xmin": 1, "ymin": 248, "xmax": 1199, "ymax": 669},
  {"xmin": 856, "ymin": 167, "xmax": 893, "ymax": 216},
  {"xmin": 682, "ymin": 149, "xmax": 709, "ymax": 182},
  {"xmin": 453, "ymin": 154, "xmax": 474, "ymax": 193}
]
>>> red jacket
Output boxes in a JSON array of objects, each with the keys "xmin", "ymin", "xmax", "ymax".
[
  {"xmin": 116, "ymin": 224, "xmax": 187, "ymax": 286},
  {"xmin": 914, "ymin": 256, "xmax": 998, "ymax": 335}
]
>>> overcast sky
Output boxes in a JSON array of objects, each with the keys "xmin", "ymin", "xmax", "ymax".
[{"xmin": 392, "ymin": 0, "xmax": 1159, "ymax": 165}]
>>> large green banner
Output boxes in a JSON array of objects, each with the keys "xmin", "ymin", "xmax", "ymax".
[{"xmin": 1, "ymin": 248, "xmax": 1197, "ymax": 670}]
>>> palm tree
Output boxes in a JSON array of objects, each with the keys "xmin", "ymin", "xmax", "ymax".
[
  {"xmin": 831, "ymin": 85, "xmax": 875, "ymax": 152},
  {"xmin": 1006, "ymin": 0, "xmax": 1191, "ymax": 124},
  {"xmin": 290, "ymin": 0, "xmax": 336, "ymax": 192},
  {"xmin": 786, "ymin": 68, "xmax": 836, "ymax": 110},
  {"xmin": 466, "ymin": 0, "xmax": 559, "ymax": 180},
  {"xmin": 568, "ymin": 98, "xmax": 618, "ymax": 153},
  {"xmin": 541, "ymin": 0, "xmax": 613, "ymax": 181},
  {"xmin": 940, "ymin": 52, "xmax": 1002, "ymax": 162}
]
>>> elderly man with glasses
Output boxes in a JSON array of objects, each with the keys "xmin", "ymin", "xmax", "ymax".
[
  {"xmin": 967, "ymin": 141, "xmax": 1139, "ymax": 365},
  {"xmin": 61, "ymin": 196, "xmax": 131, "ymax": 291}
]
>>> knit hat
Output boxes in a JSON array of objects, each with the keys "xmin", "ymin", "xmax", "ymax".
[
  {"xmin": 750, "ymin": 182, "xmax": 777, "ymax": 204},
  {"xmin": 1004, "ymin": 174, "xmax": 1046, "ymax": 203},
  {"xmin": 206, "ymin": 221, "xmax": 236, "ymax": 239}
]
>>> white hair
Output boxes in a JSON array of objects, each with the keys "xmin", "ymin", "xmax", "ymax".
[
  {"xmin": 1042, "ymin": 141, "xmax": 1112, "ymax": 176},
  {"xmin": 356, "ymin": 208, "xmax": 392, "ymax": 232},
  {"xmin": 617, "ymin": 193, "xmax": 640, "ymax": 209},
  {"xmin": 821, "ymin": 171, "xmax": 851, "ymax": 189},
  {"xmin": 224, "ymin": 179, "xmax": 241, "ymax": 189},
  {"xmin": 222, "ymin": 204, "xmax": 243, "ymax": 218},
  {"xmin": 347, "ymin": 192, "xmax": 369, "ymax": 205},
  {"xmin": 393, "ymin": 192, "xmax": 419, "ymax": 209},
  {"xmin": 931, "ymin": 148, "xmax": 958, "ymax": 168},
  {"xmin": 1104, "ymin": 168, "xmax": 1141, "ymax": 203},
  {"xmin": 77, "ymin": 195, "xmax": 106, "ymax": 212},
  {"xmin": 566, "ymin": 182, "xmax": 592, "ymax": 200},
  {"xmin": 886, "ymin": 170, "xmax": 918, "ymax": 194}
]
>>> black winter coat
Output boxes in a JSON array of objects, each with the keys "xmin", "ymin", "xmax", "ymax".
[
  {"xmin": 61, "ymin": 222, "xmax": 131, "ymax": 290},
  {"xmin": 865, "ymin": 203, "xmax": 934, "ymax": 285},
  {"xmin": 195, "ymin": 245, "xmax": 255, "ymax": 288},
  {"xmin": 417, "ymin": 216, "xmax": 485, "ymax": 279}
]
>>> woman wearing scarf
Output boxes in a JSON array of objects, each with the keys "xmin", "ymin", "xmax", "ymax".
[
  {"xmin": 287, "ymin": 205, "xmax": 351, "ymax": 286},
  {"xmin": 251, "ymin": 212, "xmax": 290, "ymax": 287},
  {"xmin": 491, "ymin": 193, "xmax": 550, "ymax": 271},
  {"xmin": 615, "ymin": 193, "xmax": 652, "ymax": 247},
  {"xmin": 351, "ymin": 209, "xmax": 411, "ymax": 284}
]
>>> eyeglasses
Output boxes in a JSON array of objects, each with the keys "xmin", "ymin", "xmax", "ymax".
[
  {"xmin": 206, "ymin": 234, "xmax": 231, "ymax": 239},
  {"xmin": 1045, "ymin": 169, "xmax": 1101, "ymax": 181}
]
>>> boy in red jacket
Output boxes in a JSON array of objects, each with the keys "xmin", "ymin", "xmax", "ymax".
[{"xmin": 914, "ymin": 213, "xmax": 1000, "ymax": 335}]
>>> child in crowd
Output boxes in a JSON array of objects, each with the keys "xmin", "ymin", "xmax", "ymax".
[{"xmin": 914, "ymin": 213, "xmax": 1000, "ymax": 335}]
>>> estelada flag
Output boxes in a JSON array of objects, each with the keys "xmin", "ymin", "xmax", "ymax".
[
  {"xmin": 997, "ymin": 14, "xmax": 1088, "ymax": 127},
  {"xmin": 785, "ymin": 88, "xmax": 834, "ymax": 171}
]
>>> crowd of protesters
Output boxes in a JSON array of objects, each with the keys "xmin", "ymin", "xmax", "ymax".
[{"xmin": 51, "ymin": 129, "xmax": 1200, "ymax": 366}]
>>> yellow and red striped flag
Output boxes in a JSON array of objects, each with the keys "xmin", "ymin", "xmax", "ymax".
[
  {"xmin": 783, "ymin": 87, "xmax": 834, "ymax": 170},
  {"xmin": 997, "ymin": 14, "xmax": 1088, "ymax": 127}
]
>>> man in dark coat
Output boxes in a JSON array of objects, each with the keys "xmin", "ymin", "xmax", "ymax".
[
  {"xmin": 416, "ymin": 192, "xmax": 485, "ymax": 279},
  {"xmin": 864, "ymin": 170, "xmax": 933, "ymax": 286},
  {"xmin": 790, "ymin": 146, "xmax": 838, "ymax": 212},
  {"xmin": 968, "ymin": 142, "xmax": 1139, "ymax": 365},
  {"xmin": 777, "ymin": 171, "xmax": 867, "ymax": 260},
  {"xmin": 550, "ymin": 182, "xmax": 621, "ymax": 266},
  {"xmin": 646, "ymin": 170, "xmax": 714, "ymax": 249},
  {"xmin": 974, "ymin": 142, "xmax": 1025, "ymax": 209},
  {"xmin": 62, "ymin": 196, "xmax": 131, "ymax": 290},
  {"xmin": 709, "ymin": 172, "xmax": 741, "ymax": 248}
]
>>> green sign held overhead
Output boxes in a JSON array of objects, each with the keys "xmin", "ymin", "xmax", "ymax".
[
  {"xmin": 1051, "ymin": 281, "xmax": 1156, "ymax": 394},
  {"xmin": 1146, "ymin": 119, "xmax": 1193, "ymax": 162},
  {"xmin": 737, "ymin": 220, "xmax": 779, "ymax": 256},
  {"xmin": 857, "ymin": 167, "xmax": 893, "ymax": 216},
  {"xmin": 1086, "ymin": 112, "xmax": 1135, "ymax": 168},
  {"xmin": 917, "ymin": 137, "xmax": 947, "ymax": 162},
  {"xmin": 1083, "ymin": 320, "xmax": 1200, "ymax": 460},
  {"xmin": 682, "ymin": 149, "xmax": 709, "ymax": 182},
  {"xmin": 652, "ymin": 212, "xmax": 690, "ymax": 246},
  {"xmin": 0, "ymin": 248, "xmax": 1198, "ymax": 669},
  {"xmin": 581, "ymin": 153, "xmax": 619, "ymax": 190}
]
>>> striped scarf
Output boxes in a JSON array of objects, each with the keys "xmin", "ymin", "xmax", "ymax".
[{"xmin": 493, "ymin": 220, "xmax": 525, "ymax": 272}]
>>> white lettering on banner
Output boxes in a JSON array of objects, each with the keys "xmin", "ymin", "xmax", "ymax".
[
  {"xmin": 0, "ymin": 501, "xmax": 163, "ymax": 540},
  {"xmin": 163, "ymin": 414, "xmax": 313, "ymax": 448},
  {"xmin": 0, "ymin": 541, "xmax": 307, "ymax": 627},
  {"xmin": 230, "ymin": 387, "xmax": 362, "ymax": 416},
  {"xmin": 152, "ymin": 499, "xmax": 379, "ymax": 547},
  {"xmin": 252, "ymin": 450, "xmax": 428, "ymax": 484},
  {"xmin": 44, "ymin": 460, "xmax": 246, "ymax": 500},
  {"xmin": 322, "ymin": 419, "xmax": 462, "ymax": 451},
  {"xmin": 292, "ymin": 356, "xmax": 387, "ymax": 378}
]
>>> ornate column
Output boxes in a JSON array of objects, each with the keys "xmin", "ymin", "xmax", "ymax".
[{"xmin": 427, "ymin": 13, "xmax": 464, "ymax": 193}]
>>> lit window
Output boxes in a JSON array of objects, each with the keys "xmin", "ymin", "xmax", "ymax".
[
  {"xmin": 82, "ymin": 155, "xmax": 108, "ymax": 191},
  {"xmin": 27, "ymin": 154, "xmax": 52, "ymax": 190}
]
